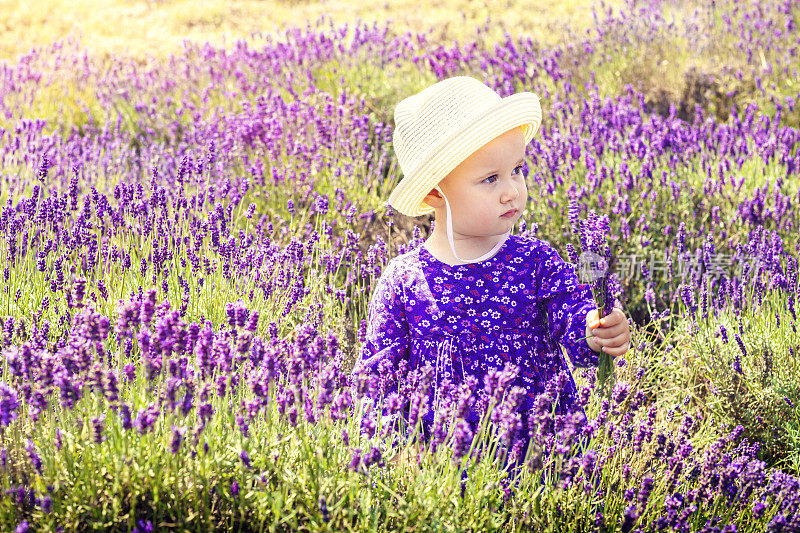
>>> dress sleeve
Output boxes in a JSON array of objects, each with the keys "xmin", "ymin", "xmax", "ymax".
[
  {"xmin": 358, "ymin": 260, "xmax": 410, "ymax": 374},
  {"xmin": 535, "ymin": 242, "xmax": 600, "ymax": 368}
]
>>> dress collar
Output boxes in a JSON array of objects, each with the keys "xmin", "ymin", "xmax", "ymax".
[{"xmin": 418, "ymin": 234, "xmax": 514, "ymax": 271}]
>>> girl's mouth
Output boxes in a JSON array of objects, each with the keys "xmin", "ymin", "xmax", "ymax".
[{"xmin": 501, "ymin": 209, "xmax": 518, "ymax": 218}]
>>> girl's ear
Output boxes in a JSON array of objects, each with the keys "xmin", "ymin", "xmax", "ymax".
[{"xmin": 423, "ymin": 187, "xmax": 444, "ymax": 209}]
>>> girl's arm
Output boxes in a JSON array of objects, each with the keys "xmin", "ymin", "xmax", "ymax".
[{"xmin": 536, "ymin": 244, "xmax": 600, "ymax": 368}]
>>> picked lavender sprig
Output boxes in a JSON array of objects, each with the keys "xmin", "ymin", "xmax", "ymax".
[{"xmin": 573, "ymin": 207, "xmax": 620, "ymax": 396}]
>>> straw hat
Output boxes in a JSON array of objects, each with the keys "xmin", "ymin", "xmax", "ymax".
[{"xmin": 388, "ymin": 76, "xmax": 542, "ymax": 217}]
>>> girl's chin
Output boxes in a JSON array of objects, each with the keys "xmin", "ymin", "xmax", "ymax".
[{"xmin": 499, "ymin": 215, "xmax": 519, "ymax": 227}]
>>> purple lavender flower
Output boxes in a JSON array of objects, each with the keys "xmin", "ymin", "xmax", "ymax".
[
  {"xmin": 319, "ymin": 495, "xmax": 330, "ymax": 522},
  {"xmin": 139, "ymin": 289, "xmax": 157, "ymax": 327},
  {"xmin": 37, "ymin": 155, "xmax": 49, "ymax": 181},
  {"xmin": 718, "ymin": 325, "xmax": 729, "ymax": 344},
  {"xmin": 753, "ymin": 499, "xmax": 767, "ymax": 518},
  {"xmin": 135, "ymin": 519, "xmax": 154, "ymax": 533},
  {"xmin": 604, "ymin": 273, "xmax": 622, "ymax": 316},
  {"xmin": 611, "ymin": 382, "xmax": 629, "ymax": 405},
  {"xmin": 680, "ymin": 284, "xmax": 697, "ymax": 315},
  {"xmin": 331, "ymin": 391, "xmax": 352, "ymax": 421},
  {"xmin": 579, "ymin": 449, "xmax": 597, "ymax": 477},
  {"xmin": 240, "ymin": 449, "xmax": 251, "ymax": 468},
  {"xmin": 26, "ymin": 440, "xmax": 42, "ymax": 474},
  {"xmin": 244, "ymin": 311, "xmax": 259, "ymax": 333},
  {"xmin": 116, "ymin": 300, "xmax": 140, "ymax": 336},
  {"xmin": 451, "ymin": 419, "xmax": 473, "ymax": 459},
  {"xmin": 164, "ymin": 377, "xmax": 183, "ymax": 412},
  {"xmin": 0, "ymin": 381, "xmax": 19, "ymax": 427},
  {"xmin": 733, "ymin": 334, "xmax": 746, "ymax": 374},
  {"xmin": 286, "ymin": 405, "xmax": 298, "ymax": 426},
  {"xmin": 54, "ymin": 428, "xmax": 63, "ymax": 451},
  {"xmin": 574, "ymin": 209, "xmax": 618, "ymax": 394},
  {"xmin": 70, "ymin": 277, "xmax": 87, "ymax": 309},
  {"xmin": 170, "ymin": 425, "xmax": 187, "ymax": 454},
  {"xmin": 620, "ymin": 504, "xmax": 639, "ymax": 532},
  {"xmin": 226, "ymin": 300, "xmax": 251, "ymax": 329},
  {"xmin": 349, "ymin": 449, "xmax": 362, "ymax": 472},
  {"xmin": 119, "ymin": 404, "xmax": 133, "ymax": 430},
  {"xmin": 638, "ymin": 476, "xmax": 654, "ymax": 507},
  {"xmin": 197, "ymin": 403, "xmax": 215, "ymax": 427},
  {"xmin": 567, "ymin": 194, "xmax": 581, "ymax": 234},
  {"xmin": 134, "ymin": 403, "xmax": 160, "ymax": 435},
  {"xmin": 91, "ymin": 416, "xmax": 105, "ymax": 444},
  {"xmin": 768, "ymin": 514, "xmax": 787, "ymax": 531},
  {"xmin": 236, "ymin": 414, "xmax": 249, "ymax": 438},
  {"xmin": 362, "ymin": 446, "xmax": 382, "ymax": 468},
  {"xmin": 565, "ymin": 243, "xmax": 579, "ymax": 264},
  {"xmin": 41, "ymin": 494, "xmax": 52, "ymax": 513}
]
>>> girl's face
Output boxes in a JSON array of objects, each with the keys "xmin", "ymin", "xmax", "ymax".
[{"xmin": 425, "ymin": 126, "xmax": 527, "ymax": 240}]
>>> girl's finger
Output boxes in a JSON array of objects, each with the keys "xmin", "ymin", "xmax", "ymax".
[
  {"xmin": 595, "ymin": 332, "xmax": 630, "ymax": 346},
  {"xmin": 600, "ymin": 309, "xmax": 624, "ymax": 327},
  {"xmin": 592, "ymin": 322, "xmax": 628, "ymax": 339},
  {"xmin": 603, "ymin": 342, "xmax": 630, "ymax": 357}
]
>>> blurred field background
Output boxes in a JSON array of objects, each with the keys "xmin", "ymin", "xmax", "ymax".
[
  {"xmin": 3, "ymin": 0, "xmax": 796, "ymax": 132},
  {"xmin": 0, "ymin": 0, "xmax": 614, "ymax": 61}
]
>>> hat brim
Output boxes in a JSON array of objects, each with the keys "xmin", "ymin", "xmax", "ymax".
[{"xmin": 388, "ymin": 92, "xmax": 542, "ymax": 217}]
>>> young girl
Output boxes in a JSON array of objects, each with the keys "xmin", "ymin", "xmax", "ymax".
[{"xmin": 358, "ymin": 76, "xmax": 631, "ymax": 448}]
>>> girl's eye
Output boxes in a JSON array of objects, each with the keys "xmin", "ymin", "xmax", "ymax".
[{"xmin": 483, "ymin": 165, "xmax": 525, "ymax": 183}]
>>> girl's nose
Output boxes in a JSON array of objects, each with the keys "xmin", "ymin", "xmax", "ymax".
[{"xmin": 501, "ymin": 179, "xmax": 520, "ymax": 202}]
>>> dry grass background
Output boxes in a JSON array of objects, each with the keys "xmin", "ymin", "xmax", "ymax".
[
  {"xmin": 7, "ymin": 0, "xmax": 781, "ymax": 129},
  {"xmin": 0, "ymin": 0, "xmax": 623, "ymax": 62}
]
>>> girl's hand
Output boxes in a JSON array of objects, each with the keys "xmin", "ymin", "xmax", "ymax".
[{"xmin": 585, "ymin": 307, "xmax": 630, "ymax": 357}]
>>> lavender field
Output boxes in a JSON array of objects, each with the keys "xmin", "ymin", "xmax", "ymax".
[{"xmin": 1, "ymin": 0, "xmax": 799, "ymax": 531}]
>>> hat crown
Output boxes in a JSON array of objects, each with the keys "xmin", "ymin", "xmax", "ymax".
[{"xmin": 393, "ymin": 77, "xmax": 501, "ymax": 178}]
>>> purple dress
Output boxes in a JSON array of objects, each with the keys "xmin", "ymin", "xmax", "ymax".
[{"xmin": 358, "ymin": 234, "xmax": 599, "ymax": 431}]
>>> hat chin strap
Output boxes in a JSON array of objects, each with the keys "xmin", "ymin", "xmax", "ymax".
[{"xmin": 435, "ymin": 185, "xmax": 510, "ymax": 264}]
